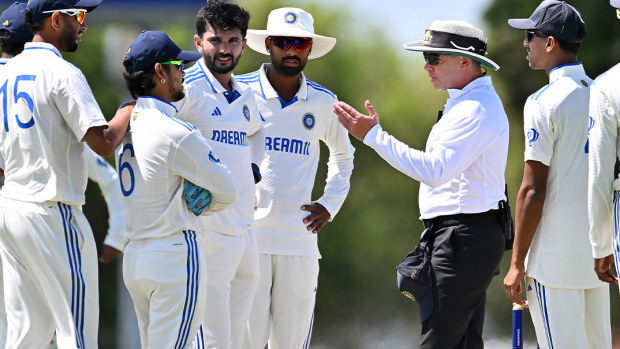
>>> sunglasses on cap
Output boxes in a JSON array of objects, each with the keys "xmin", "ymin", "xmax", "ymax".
[
  {"xmin": 525, "ymin": 30, "xmax": 549, "ymax": 42},
  {"xmin": 42, "ymin": 9, "xmax": 86, "ymax": 24},
  {"xmin": 161, "ymin": 60, "xmax": 184, "ymax": 71},
  {"xmin": 423, "ymin": 53, "xmax": 448, "ymax": 66},
  {"xmin": 270, "ymin": 36, "xmax": 313, "ymax": 52}
]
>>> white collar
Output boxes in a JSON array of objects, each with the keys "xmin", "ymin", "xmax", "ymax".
[
  {"xmin": 136, "ymin": 96, "xmax": 178, "ymax": 116},
  {"xmin": 197, "ymin": 58, "xmax": 242, "ymax": 94},
  {"xmin": 258, "ymin": 63, "xmax": 308, "ymax": 101},
  {"xmin": 549, "ymin": 62, "xmax": 585, "ymax": 83},
  {"xmin": 23, "ymin": 42, "xmax": 62, "ymax": 57},
  {"xmin": 447, "ymin": 75, "xmax": 492, "ymax": 99}
]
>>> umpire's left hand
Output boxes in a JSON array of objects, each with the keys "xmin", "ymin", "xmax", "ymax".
[{"xmin": 301, "ymin": 202, "xmax": 331, "ymax": 234}]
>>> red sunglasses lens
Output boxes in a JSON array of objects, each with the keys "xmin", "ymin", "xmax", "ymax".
[{"xmin": 272, "ymin": 37, "xmax": 312, "ymax": 51}]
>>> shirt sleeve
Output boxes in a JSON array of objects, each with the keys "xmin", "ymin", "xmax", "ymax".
[
  {"xmin": 170, "ymin": 131, "xmax": 238, "ymax": 213},
  {"xmin": 53, "ymin": 69, "xmax": 107, "ymax": 141},
  {"xmin": 248, "ymin": 102, "xmax": 265, "ymax": 165},
  {"xmin": 523, "ymin": 98, "xmax": 555, "ymax": 165},
  {"xmin": 363, "ymin": 100, "xmax": 501, "ymax": 188},
  {"xmin": 85, "ymin": 147, "xmax": 129, "ymax": 251},
  {"xmin": 588, "ymin": 82, "xmax": 618, "ymax": 258},
  {"xmin": 316, "ymin": 106, "xmax": 355, "ymax": 218}
]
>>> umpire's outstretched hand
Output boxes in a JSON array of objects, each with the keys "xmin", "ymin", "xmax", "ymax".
[
  {"xmin": 333, "ymin": 100, "xmax": 379, "ymax": 141},
  {"xmin": 301, "ymin": 202, "xmax": 331, "ymax": 234}
]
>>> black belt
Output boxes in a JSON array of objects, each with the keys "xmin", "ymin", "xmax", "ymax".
[{"xmin": 423, "ymin": 209, "xmax": 500, "ymax": 230}]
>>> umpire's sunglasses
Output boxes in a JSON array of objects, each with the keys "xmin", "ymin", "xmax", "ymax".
[
  {"xmin": 270, "ymin": 36, "xmax": 313, "ymax": 52},
  {"xmin": 423, "ymin": 53, "xmax": 448, "ymax": 66},
  {"xmin": 161, "ymin": 60, "xmax": 184, "ymax": 71},
  {"xmin": 42, "ymin": 9, "xmax": 86, "ymax": 24},
  {"xmin": 525, "ymin": 30, "xmax": 549, "ymax": 42}
]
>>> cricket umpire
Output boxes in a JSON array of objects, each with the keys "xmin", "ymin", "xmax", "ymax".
[{"xmin": 334, "ymin": 20, "xmax": 509, "ymax": 348}]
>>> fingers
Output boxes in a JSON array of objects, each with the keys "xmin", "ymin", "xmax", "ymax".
[{"xmin": 364, "ymin": 100, "xmax": 376, "ymax": 117}]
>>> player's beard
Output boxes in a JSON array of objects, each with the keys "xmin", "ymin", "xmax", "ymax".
[
  {"xmin": 170, "ymin": 84, "xmax": 185, "ymax": 102},
  {"xmin": 61, "ymin": 25, "xmax": 80, "ymax": 52},
  {"xmin": 203, "ymin": 52, "xmax": 240, "ymax": 75},
  {"xmin": 270, "ymin": 55, "xmax": 306, "ymax": 77}
]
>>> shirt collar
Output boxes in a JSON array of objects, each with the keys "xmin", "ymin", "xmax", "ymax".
[
  {"xmin": 198, "ymin": 58, "xmax": 242, "ymax": 94},
  {"xmin": 136, "ymin": 96, "xmax": 178, "ymax": 116},
  {"xmin": 548, "ymin": 62, "xmax": 586, "ymax": 83},
  {"xmin": 447, "ymin": 75, "xmax": 492, "ymax": 99},
  {"xmin": 23, "ymin": 42, "xmax": 62, "ymax": 57},
  {"xmin": 258, "ymin": 63, "xmax": 308, "ymax": 102},
  {"xmin": 0, "ymin": 58, "xmax": 8, "ymax": 65}
]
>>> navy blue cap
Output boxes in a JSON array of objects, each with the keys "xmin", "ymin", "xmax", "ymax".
[
  {"xmin": 124, "ymin": 31, "xmax": 202, "ymax": 73},
  {"xmin": 508, "ymin": 0, "xmax": 585, "ymax": 43},
  {"xmin": 1, "ymin": 2, "xmax": 33, "ymax": 44},
  {"xmin": 25, "ymin": 0, "xmax": 102, "ymax": 23},
  {"xmin": 612, "ymin": 0, "xmax": 620, "ymax": 8},
  {"xmin": 396, "ymin": 243, "xmax": 435, "ymax": 323}
]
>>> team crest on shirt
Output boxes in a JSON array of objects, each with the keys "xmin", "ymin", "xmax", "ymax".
[
  {"xmin": 527, "ymin": 128, "xmax": 539, "ymax": 147},
  {"xmin": 284, "ymin": 11, "xmax": 298, "ymax": 24},
  {"xmin": 243, "ymin": 104, "xmax": 250, "ymax": 122},
  {"xmin": 302, "ymin": 113, "xmax": 315, "ymax": 130}
]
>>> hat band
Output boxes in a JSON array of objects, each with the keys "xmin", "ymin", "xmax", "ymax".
[{"xmin": 423, "ymin": 30, "xmax": 487, "ymax": 55}]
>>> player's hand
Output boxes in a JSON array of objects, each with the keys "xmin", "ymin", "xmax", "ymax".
[
  {"xmin": 99, "ymin": 244, "xmax": 123, "ymax": 263},
  {"xmin": 594, "ymin": 255, "xmax": 619, "ymax": 285},
  {"xmin": 503, "ymin": 265, "xmax": 527, "ymax": 305},
  {"xmin": 183, "ymin": 180, "xmax": 212, "ymax": 216},
  {"xmin": 301, "ymin": 202, "xmax": 331, "ymax": 234},
  {"xmin": 333, "ymin": 100, "xmax": 379, "ymax": 141}
]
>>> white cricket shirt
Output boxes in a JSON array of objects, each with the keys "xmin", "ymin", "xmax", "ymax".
[
  {"xmin": 364, "ymin": 76, "xmax": 508, "ymax": 219},
  {"xmin": 237, "ymin": 64, "xmax": 355, "ymax": 257},
  {"xmin": 175, "ymin": 58, "xmax": 264, "ymax": 236},
  {"xmin": 85, "ymin": 147, "xmax": 129, "ymax": 251},
  {"xmin": 116, "ymin": 96, "xmax": 237, "ymax": 241},
  {"xmin": 523, "ymin": 63, "xmax": 600, "ymax": 289},
  {"xmin": 0, "ymin": 42, "xmax": 107, "ymax": 205},
  {"xmin": 588, "ymin": 63, "xmax": 620, "ymax": 259}
]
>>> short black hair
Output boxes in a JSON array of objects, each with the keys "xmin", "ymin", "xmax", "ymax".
[
  {"xmin": 195, "ymin": 0, "xmax": 250, "ymax": 38},
  {"xmin": 122, "ymin": 62, "xmax": 174, "ymax": 99},
  {"xmin": 24, "ymin": 11, "xmax": 45, "ymax": 34},
  {"xmin": 0, "ymin": 29, "xmax": 26, "ymax": 56}
]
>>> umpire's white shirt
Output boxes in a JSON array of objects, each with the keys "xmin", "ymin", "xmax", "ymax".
[
  {"xmin": 117, "ymin": 97, "xmax": 237, "ymax": 241},
  {"xmin": 237, "ymin": 64, "xmax": 355, "ymax": 257},
  {"xmin": 0, "ymin": 43, "xmax": 107, "ymax": 205},
  {"xmin": 524, "ymin": 63, "xmax": 600, "ymax": 289},
  {"xmin": 364, "ymin": 76, "xmax": 508, "ymax": 219},
  {"xmin": 175, "ymin": 59, "xmax": 264, "ymax": 236},
  {"xmin": 588, "ymin": 63, "xmax": 620, "ymax": 259}
]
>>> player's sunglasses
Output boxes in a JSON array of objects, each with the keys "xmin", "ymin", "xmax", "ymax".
[
  {"xmin": 270, "ymin": 36, "xmax": 313, "ymax": 52},
  {"xmin": 525, "ymin": 30, "xmax": 549, "ymax": 42},
  {"xmin": 423, "ymin": 53, "xmax": 448, "ymax": 66},
  {"xmin": 42, "ymin": 9, "xmax": 86, "ymax": 24},
  {"xmin": 161, "ymin": 60, "xmax": 184, "ymax": 71}
]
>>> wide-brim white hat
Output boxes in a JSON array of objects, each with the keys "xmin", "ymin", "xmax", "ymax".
[
  {"xmin": 403, "ymin": 20, "xmax": 499, "ymax": 71},
  {"xmin": 246, "ymin": 7, "xmax": 336, "ymax": 59}
]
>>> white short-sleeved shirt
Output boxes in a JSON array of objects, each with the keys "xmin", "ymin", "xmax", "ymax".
[
  {"xmin": 364, "ymin": 76, "xmax": 508, "ymax": 219},
  {"xmin": 0, "ymin": 43, "xmax": 107, "ymax": 205},
  {"xmin": 116, "ymin": 96, "xmax": 237, "ymax": 241},
  {"xmin": 523, "ymin": 63, "xmax": 601, "ymax": 289},
  {"xmin": 0, "ymin": 58, "xmax": 7, "ymax": 171},
  {"xmin": 237, "ymin": 64, "xmax": 355, "ymax": 257},
  {"xmin": 175, "ymin": 59, "xmax": 264, "ymax": 236},
  {"xmin": 588, "ymin": 63, "xmax": 620, "ymax": 259}
]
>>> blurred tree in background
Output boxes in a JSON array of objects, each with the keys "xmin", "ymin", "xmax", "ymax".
[{"xmin": 13, "ymin": 0, "xmax": 618, "ymax": 347}]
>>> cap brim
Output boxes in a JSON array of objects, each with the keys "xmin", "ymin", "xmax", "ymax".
[
  {"xmin": 507, "ymin": 18, "xmax": 535, "ymax": 30},
  {"xmin": 246, "ymin": 29, "xmax": 336, "ymax": 59},
  {"xmin": 403, "ymin": 40, "xmax": 500, "ymax": 71},
  {"xmin": 176, "ymin": 50, "xmax": 202, "ymax": 63},
  {"xmin": 74, "ymin": 0, "xmax": 102, "ymax": 12}
]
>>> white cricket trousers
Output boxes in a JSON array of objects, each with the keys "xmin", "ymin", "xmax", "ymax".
[
  {"xmin": 123, "ymin": 231, "xmax": 205, "ymax": 349},
  {"xmin": 526, "ymin": 277, "xmax": 611, "ymax": 349},
  {"xmin": 243, "ymin": 254, "xmax": 319, "ymax": 349},
  {"xmin": 193, "ymin": 230, "xmax": 259, "ymax": 349},
  {"xmin": 0, "ymin": 198, "xmax": 99, "ymax": 349}
]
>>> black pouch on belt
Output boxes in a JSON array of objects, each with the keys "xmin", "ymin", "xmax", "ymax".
[{"xmin": 498, "ymin": 184, "xmax": 515, "ymax": 250}]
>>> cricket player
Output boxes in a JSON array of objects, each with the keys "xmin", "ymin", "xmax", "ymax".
[
  {"xmin": 588, "ymin": 0, "xmax": 620, "ymax": 288},
  {"xmin": 504, "ymin": 1, "xmax": 611, "ymax": 348},
  {"xmin": 119, "ymin": 30, "xmax": 238, "ymax": 349},
  {"xmin": 0, "ymin": 0, "xmax": 132, "ymax": 346},
  {"xmin": 237, "ymin": 7, "xmax": 355, "ymax": 348},
  {"xmin": 173, "ymin": 2, "xmax": 264, "ymax": 348}
]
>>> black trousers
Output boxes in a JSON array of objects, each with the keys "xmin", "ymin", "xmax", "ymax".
[{"xmin": 419, "ymin": 212, "xmax": 505, "ymax": 349}]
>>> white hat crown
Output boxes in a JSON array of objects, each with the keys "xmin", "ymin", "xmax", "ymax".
[
  {"xmin": 428, "ymin": 20, "xmax": 485, "ymax": 42},
  {"xmin": 267, "ymin": 8, "xmax": 316, "ymax": 35}
]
